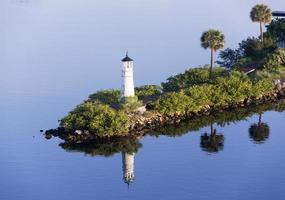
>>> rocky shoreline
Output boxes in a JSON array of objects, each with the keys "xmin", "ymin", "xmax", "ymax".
[{"xmin": 45, "ymin": 89, "xmax": 285, "ymax": 143}]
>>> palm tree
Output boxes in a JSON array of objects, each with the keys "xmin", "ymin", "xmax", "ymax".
[
  {"xmin": 250, "ymin": 4, "xmax": 272, "ymax": 42},
  {"xmin": 200, "ymin": 29, "xmax": 225, "ymax": 75},
  {"xmin": 248, "ymin": 113, "xmax": 270, "ymax": 144}
]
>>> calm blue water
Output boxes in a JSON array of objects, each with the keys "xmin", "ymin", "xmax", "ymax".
[
  {"xmin": 1, "ymin": 93, "xmax": 285, "ymax": 200},
  {"xmin": 1, "ymin": 0, "xmax": 285, "ymax": 199}
]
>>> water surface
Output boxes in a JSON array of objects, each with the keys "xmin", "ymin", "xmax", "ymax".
[{"xmin": 1, "ymin": 0, "xmax": 285, "ymax": 199}]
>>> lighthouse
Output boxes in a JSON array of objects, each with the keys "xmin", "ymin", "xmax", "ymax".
[
  {"xmin": 121, "ymin": 52, "xmax": 135, "ymax": 98},
  {"xmin": 122, "ymin": 152, "xmax": 135, "ymax": 185}
]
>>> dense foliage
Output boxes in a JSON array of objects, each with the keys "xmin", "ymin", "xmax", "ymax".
[
  {"xmin": 218, "ymin": 37, "xmax": 276, "ymax": 69},
  {"xmin": 60, "ymin": 102, "xmax": 130, "ymax": 137},
  {"xmin": 267, "ymin": 18, "xmax": 285, "ymax": 42},
  {"xmin": 263, "ymin": 49, "xmax": 285, "ymax": 70},
  {"xmin": 162, "ymin": 67, "xmax": 226, "ymax": 92},
  {"xmin": 120, "ymin": 96, "xmax": 143, "ymax": 112},
  {"xmin": 88, "ymin": 89, "xmax": 120, "ymax": 106},
  {"xmin": 151, "ymin": 92, "xmax": 193, "ymax": 116},
  {"xmin": 152, "ymin": 71, "xmax": 275, "ymax": 116},
  {"xmin": 135, "ymin": 85, "xmax": 162, "ymax": 99}
]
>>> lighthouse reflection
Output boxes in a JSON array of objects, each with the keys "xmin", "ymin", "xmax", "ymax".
[
  {"xmin": 60, "ymin": 137, "xmax": 141, "ymax": 185},
  {"xmin": 122, "ymin": 152, "xmax": 135, "ymax": 185}
]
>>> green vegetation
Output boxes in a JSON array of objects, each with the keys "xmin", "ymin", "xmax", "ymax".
[
  {"xmin": 151, "ymin": 91, "xmax": 193, "ymax": 116},
  {"xmin": 267, "ymin": 18, "xmax": 285, "ymax": 42},
  {"xmin": 88, "ymin": 89, "xmax": 120, "ymax": 106},
  {"xmin": 162, "ymin": 67, "xmax": 225, "ymax": 92},
  {"xmin": 152, "ymin": 71, "xmax": 275, "ymax": 116},
  {"xmin": 120, "ymin": 96, "xmax": 143, "ymax": 112},
  {"xmin": 56, "ymin": 3, "xmax": 285, "ymax": 140},
  {"xmin": 263, "ymin": 49, "xmax": 285, "ymax": 70},
  {"xmin": 218, "ymin": 36, "xmax": 276, "ymax": 69},
  {"xmin": 60, "ymin": 102, "xmax": 130, "ymax": 137},
  {"xmin": 135, "ymin": 85, "xmax": 162, "ymax": 100},
  {"xmin": 250, "ymin": 4, "xmax": 272, "ymax": 42},
  {"xmin": 200, "ymin": 29, "xmax": 225, "ymax": 74}
]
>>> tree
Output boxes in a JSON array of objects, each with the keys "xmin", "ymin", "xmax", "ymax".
[
  {"xmin": 201, "ymin": 29, "xmax": 225, "ymax": 75},
  {"xmin": 217, "ymin": 48, "xmax": 243, "ymax": 69},
  {"xmin": 250, "ymin": 4, "xmax": 272, "ymax": 42},
  {"xmin": 267, "ymin": 18, "xmax": 285, "ymax": 44}
]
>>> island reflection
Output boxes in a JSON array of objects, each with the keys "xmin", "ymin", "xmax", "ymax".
[{"xmin": 57, "ymin": 102, "xmax": 285, "ymax": 185}]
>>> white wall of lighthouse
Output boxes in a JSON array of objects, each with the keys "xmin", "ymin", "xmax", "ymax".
[{"xmin": 121, "ymin": 53, "xmax": 135, "ymax": 98}]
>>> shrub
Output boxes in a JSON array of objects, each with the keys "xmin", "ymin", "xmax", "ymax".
[
  {"xmin": 255, "ymin": 66, "xmax": 285, "ymax": 81},
  {"xmin": 120, "ymin": 96, "xmax": 143, "ymax": 112},
  {"xmin": 151, "ymin": 92, "xmax": 194, "ymax": 116},
  {"xmin": 252, "ymin": 79, "xmax": 274, "ymax": 97},
  {"xmin": 60, "ymin": 102, "xmax": 130, "ymax": 137},
  {"xmin": 135, "ymin": 85, "xmax": 162, "ymax": 99},
  {"xmin": 215, "ymin": 71, "xmax": 253, "ymax": 102},
  {"xmin": 88, "ymin": 89, "xmax": 120, "ymax": 105},
  {"xmin": 263, "ymin": 49, "xmax": 285, "ymax": 70},
  {"xmin": 162, "ymin": 67, "xmax": 226, "ymax": 92},
  {"xmin": 184, "ymin": 84, "xmax": 215, "ymax": 108}
]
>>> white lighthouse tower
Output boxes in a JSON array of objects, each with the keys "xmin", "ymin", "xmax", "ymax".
[
  {"xmin": 121, "ymin": 52, "xmax": 135, "ymax": 98},
  {"xmin": 122, "ymin": 152, "xmax": 135, "ymax": 185}
]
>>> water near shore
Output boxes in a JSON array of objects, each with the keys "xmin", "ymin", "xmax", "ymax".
[{"xmin": 1, "ymin": 92, "xmax": 285, "ymax": 200}]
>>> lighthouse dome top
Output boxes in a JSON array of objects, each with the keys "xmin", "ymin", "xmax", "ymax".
[{"xmin": 121, "ymin": 52, "xmax": 133, "ymax": 62}]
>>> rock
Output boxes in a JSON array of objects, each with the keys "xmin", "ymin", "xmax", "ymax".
[
  {"xmin": 74, "ymin": 130, "xmax": 83, "ymax": 135},
  {"xmin": 45, "ymin": 133, "xmax": 52, "ymax": 140}
]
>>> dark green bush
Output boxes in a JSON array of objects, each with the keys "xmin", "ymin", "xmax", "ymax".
[
  {"xmin": 151, "ymin": 92, "xmax": 194, "ymax": 116},
  {"xmin": 263, "ymin": 49, "xmax": 285, "ymax": 70},
  {"xmin": 135, "ymin": 85, "xmax": 162, "ymax": 99},
  {"xmin": 184, "ymin": 84, "xmax": 215, "ymax": 108},
  {"xmin": 88, "ymin": 89, "xmax": 120, "ymax": 105},
  {"xmin": 215, "ymin": 71, "xmax": 253, "ymax": 103},
  {"xmin": 60, "ymin": 101, "xmax": 130, "ymax": 137},
  {"xmin": 120, "ymin": 96, "xmax": 143, "ymax": 112},
  {"xmin": 162, "ymin": 67, "xmax": 226, "ymax": 92}
]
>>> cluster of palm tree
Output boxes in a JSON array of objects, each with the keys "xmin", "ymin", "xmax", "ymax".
[{"xmin": 201, "ymin": 4, "xmax": 272, "ymax": 75}]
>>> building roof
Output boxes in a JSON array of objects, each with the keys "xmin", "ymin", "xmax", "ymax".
[
  {"xmin": 121, "ymin": 52, "xmax": 133, "ymax": 62},
  {"xmin": 272, "ymin": 11, "xmax": 285, "ymax": 17}
]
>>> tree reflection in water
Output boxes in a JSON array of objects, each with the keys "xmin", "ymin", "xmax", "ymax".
[
  {"xmin": 60, "ymin": 136, "xmax": 142, "ymax": 157},
  {"xmin": 249, "ymin": 113, "xmax": 270, "ymax": 144},
  {"xmin": 54, "ymin": 102, "xmax": 285, "ymax": 184},
  {"xmin": 200, "ymin": 124, "xmax": 224, "ymax": 153}
]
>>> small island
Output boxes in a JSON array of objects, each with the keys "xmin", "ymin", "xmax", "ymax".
[{"xmin": 45, "ymin": 4, "xmax": 285, "ymax": 143}]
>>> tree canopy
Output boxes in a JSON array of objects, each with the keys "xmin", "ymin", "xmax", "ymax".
[
  {"xmin": 250, "ymin": 4, "xmax": 272, "ymax": 41},
  {"xmin": 200, "ymin": 29, "xmax": 225, "ymax": 74}
]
